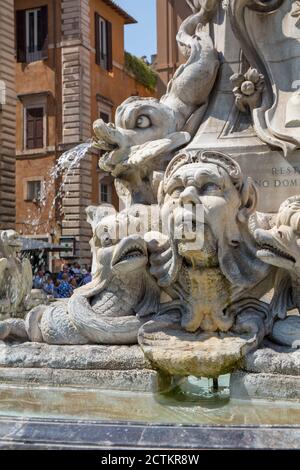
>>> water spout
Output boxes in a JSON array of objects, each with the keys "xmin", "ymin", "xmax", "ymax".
[
  {"xmin": 21, "ymin": 140, "xmax": 96, "ymax": 238},
  {"xmin": 51, "ymin": 141, "xmax": 94, "ymax": 178}
]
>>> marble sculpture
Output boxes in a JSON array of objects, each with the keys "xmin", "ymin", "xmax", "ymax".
[{"xmin": 0, "ymin": 0, "xmax": 300, "ymax": 385}]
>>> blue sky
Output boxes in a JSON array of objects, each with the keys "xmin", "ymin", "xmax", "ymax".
[{"xmin": 116, "ymin": 0, "xmax": 157, "ymax": 60}]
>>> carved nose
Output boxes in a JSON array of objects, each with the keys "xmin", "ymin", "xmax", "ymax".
[{"xmin": 179, "ymin": 186, "xmax": 199, "ymax": 206}]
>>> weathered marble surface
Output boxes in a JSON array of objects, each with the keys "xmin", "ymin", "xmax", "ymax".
[
  {"xmin": 94, "ymin": 3, "xmax": 219, "ymax": 206},
  {"xmin": 0, "ymin": 342, "xmax": 152, "ymax": 370},
  {"xmin": 139, "ymin": 315, "xmax": 262, "ymax": 378},
  {"xmin": 271, "ymin": 317, "xmax": 300, "ymax": 348},
  {"xmin": 0, "ymin": 230, "xmax": 32, "ymax": 319},
  {"xmin": 0, "ymin": 342, "xmax": 156, "ymax": 392},
  {"xmin": 0, "ymin": 0, "xmax": 299, "ymax": 387},
  {"xmin": 0, "ymin": 368, "xmax": 157, "ymax": 392},
  {"xmin": 230, "ymin": 372, "xmax": 300, "ymax": 400},
  {"xmin": 230, "ymin": 340, "xmax": 300, "ymax": 399},
  {"xmin": 239, "ymin": 342, "xmax": 300, "ymax": 376},
  {"xmin": 0, "ymin": 208, "xmax": 160, "ymax": 346},
  {"xmin": 189, "ymin": 0, "xmax": 300, "ymax": 212}
]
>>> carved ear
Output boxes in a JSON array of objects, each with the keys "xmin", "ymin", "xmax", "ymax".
[{"xmin": 238, "ymin": 177, "xmax": 258, "ymax": 223}]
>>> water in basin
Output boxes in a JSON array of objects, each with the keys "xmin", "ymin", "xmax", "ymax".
[{"xmin": 0, "ymin": 375, "xmax": 300, "ymax": 426}]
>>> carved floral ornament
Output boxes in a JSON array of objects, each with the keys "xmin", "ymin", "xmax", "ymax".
[{"xmin": 230, "ymin": 68, "xmax": 265, "ymax": 113}]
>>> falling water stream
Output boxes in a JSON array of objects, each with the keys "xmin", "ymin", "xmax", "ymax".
[
  {"xmin": 20, "ymin": 141, "xmax": 94, "ymax": 270},
  {"xmin": 23, "ymin": 141, "xmax": 94, "ymax": 233},
  {"xmin": 43, "ymin": 141, "xmax": 94, "ymax": 217}
]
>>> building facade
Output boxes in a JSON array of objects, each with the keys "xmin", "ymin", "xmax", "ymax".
[
  {"xmin": 0, "ymin": 0, "xmax": 16, "ymax": 229},
  {"xmin": 14, "ymin": 0, "xmax": 153, "ymax": 270},
  {"xmin": 155, "ymin": 0, "xmax": 190, "ymax": 97}
]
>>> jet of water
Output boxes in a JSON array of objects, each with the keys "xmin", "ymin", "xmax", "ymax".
[{"xmin": 21, "ymin": 140, "xmax": 95, "ymax": 238}]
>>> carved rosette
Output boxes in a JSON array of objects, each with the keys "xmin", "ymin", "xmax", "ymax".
[{"xmin": 230, "ymin": 68, "xmax": 265, "ymax": 113}]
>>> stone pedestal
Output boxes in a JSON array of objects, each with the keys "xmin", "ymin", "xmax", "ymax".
[
  {"xmin": 230, "ymin": 341, "xmax": 300, "ymax": 400},
  {"xmin": 0, "ymin": 342, "xmax": 158, "ymax": 392}
]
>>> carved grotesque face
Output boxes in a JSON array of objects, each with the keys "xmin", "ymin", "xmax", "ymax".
[{"xmin": 162, "ymin": 162, "xmax": 242, "ymax": 268}]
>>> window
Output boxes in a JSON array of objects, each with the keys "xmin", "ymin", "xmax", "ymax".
[
  {"xmin": 26, "ymin": 107, "xmax": 44, "ymax": 149},
  {"xmin": 16, "ymin": 6, "xmax": 48, "ymax": 63},
  {"xmin": 100, "ymin": 182, "xmax": 111, "ymax": 204},
  {"xmin": 95, "ymin": 13, "xmax": 112, "ymax": 71},
  {"xmin": 100, "ymin": 112, "xmax": 110, "ymax": 124},
  {"xmin": 26, "ymin": 180, "xmax": 42, "ymax": 202},
  {"xmin": 97, "ymin": 97, "xmax": 112, "ymax": 123},
  {"xmin": 99, "ymin": 176, "xmax": 113, "ymax": 205}
]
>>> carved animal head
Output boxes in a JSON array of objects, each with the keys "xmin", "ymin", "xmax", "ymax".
[
  {"xmin": 85, "ymin": 204, "xmax": 161, "ymax": 316},
  {"xmin": 0, "ymin": 230, "xmax": 22, "ymax": 258},
  {"xmin": 255, "ymin": 196, "xmax": 300, "ymax": 272},
  {"xmin": 86, "ymin": 205, "xmax": 150, "ymax": 280},
  {"xmin": 93, "ymin": 97, "xmax": 190, "ymax": 177}
]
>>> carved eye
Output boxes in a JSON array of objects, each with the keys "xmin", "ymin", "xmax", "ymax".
[
  {"xmin": 136, "ymin": 115, "xmax": 151, "ymax": 129},
  {"xmin": 200, "ymin": 183, "xmax": 221, "ymax": 194},
  {"xmin": 100, "ymin": 232, "xmax": 113, "ymax": 247},
  {"xmin": 171, "ymin": 188, "xmax": 184, "ymax": 198}
]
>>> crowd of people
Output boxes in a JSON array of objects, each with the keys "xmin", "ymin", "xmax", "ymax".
[{"xmin": 33, "ymin": 263, "xmax": 92, "ymax": 299}]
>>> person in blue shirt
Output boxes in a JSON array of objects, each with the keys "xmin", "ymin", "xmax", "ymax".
[
  {"xmin": 43, "ymin": 276, "xmax": 55, "ymax": 296},
  {"xmin": 33, "ymin": 270, "xmax": 44, "ymax": 289},
  {"xmin": 79, "ymin": 269, "xmax": 92, "ymax": 286},
  {"xmin": 57, "ymin": 265, "xmax": 70, "ymax": 281},
  {"xmin": 56, "ymin": 273, "xmax": 73, "ymax": 298}
]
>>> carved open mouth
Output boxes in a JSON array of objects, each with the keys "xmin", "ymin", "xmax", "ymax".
[
  {"xmin": 93, "ymin": 119, "xmax": 122, "ymax": 155},
  {"xmin": 113, "ymin": 243, "xmax": 147, "ymax": 266},
  {"xmin": 8, "ymin": 239, "xmax": 22, "ymax": 248},
  {"xmin": 94, "ymin": 139, "xmax": 120, "ymax": 153},
  {"xmin": 257, "ymin": 243, "xmax": 296, "ymax": 263}
]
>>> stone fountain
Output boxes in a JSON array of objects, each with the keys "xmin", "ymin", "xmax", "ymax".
[{"xmin": 0, "ymin": 1, "xmax": 300, "ymax": 442}]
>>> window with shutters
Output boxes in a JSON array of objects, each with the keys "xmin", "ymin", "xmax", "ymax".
[
  {"xmin": 95, "ymin": 13, "xmax": 113, "ymax": 72},
  {"xmin": 100, "ymin": 112, "xmax": 110, "ymax": 124},
  {"xmin": 25, "ymin": 107, "xmax": 44, "ymax": 150},
  {"xmin": 16, "ymin": 6, "xmax": 48, "ymax": 63}
]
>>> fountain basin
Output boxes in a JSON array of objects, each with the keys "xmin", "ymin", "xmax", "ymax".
[{"xmin": 0, "ymin": 342, "xmax": 300, "ymax": 449}]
